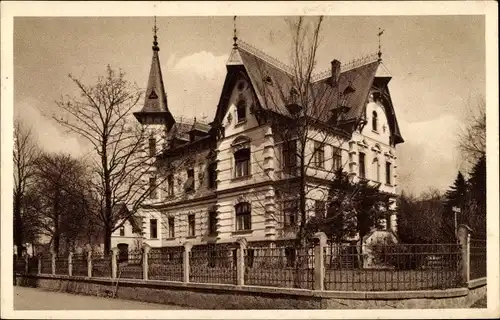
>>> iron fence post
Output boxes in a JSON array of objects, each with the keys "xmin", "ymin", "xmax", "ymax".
[
  {"xmin": 111, "ymin": 247, "xmax": 119, "ymax": 279},
  {"xmin": 183, "ymin": 242, "xmax": 193, "ymax": 283},
  {"xmin": 87, "ymin": 251, "xmax": 92, "ymax": 278},
  {"xmin": 236, "ymin": 237, "xmax": 248, "ymax": 285},
  {"xmin": 313, "ymin": 232, "xmax": 327, "ymax": 291},
  {"xmin": 68, "ymin": 252, "xmax": 73, "ymax": 276},
  {"xmin": 457, "ymin": 224, "xmax": 472, "ymax": 285},
  {"xmin": 143, "ymin": 244, "xmax": 151, "ymax": 281}
]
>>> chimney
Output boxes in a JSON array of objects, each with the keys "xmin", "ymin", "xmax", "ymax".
[{"xmin": 331, "ymin": 59, "xmax": 341, "ymax": 87}]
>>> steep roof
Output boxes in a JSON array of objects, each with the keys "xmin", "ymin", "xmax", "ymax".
[{"xmin": 216, "ymin": 42, "xmax": 404, "ymax": 144}]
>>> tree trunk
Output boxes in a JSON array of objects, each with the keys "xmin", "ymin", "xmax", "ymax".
[
  {"xmin": 104, "ymin": 223, "xmax": 112, "ymax": 254},
  {"xmin": 14, "ymin": 193, "xmax": 24, "ymax": 257}
]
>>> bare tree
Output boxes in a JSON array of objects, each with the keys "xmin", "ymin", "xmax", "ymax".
[
  {"xmin": 457, "ymin": 96, "xmax": 486, "ymax": 165},
  {"xmin": 54, "ymin": 66, "xmax": 166, "ymax": 253},
  {"xmin": 13, "ymin": 120, "xmax": 40, "ymax": 256},
  {"xmin": 31, "ymin": 153, "xmax": 91, "ymax": 255}
]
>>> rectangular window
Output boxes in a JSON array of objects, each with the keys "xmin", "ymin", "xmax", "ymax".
[
  {"xmin": 148, "ymin": 137, "xmax": 156, "ymax": 157},
  {"xmin": 119, "ymin": 226, "xmax": 125, "ymax": 237},
  {"xmin": 386, "ymin": 162, "xmax": 391, "ymax": 185},
  {"xmin": 236, "ymin": 100, "xmax": 247, "ymax": 122},
  {"xmin": 208, "ymin": 162, "xmax": 217, "ymax": 189},
  {"xmin": 359, "ymin": 152, "xmax": 366, "ymax": 178},
  {"xmin": 167, "ymin": 174, "xmax": 174, "ymax": 196},
  {"xmin": 283, "ymin": 199, "xmax": 298, "ymax": 227},
  {"xmin": 282, "ymin": 140, "xmax": 297, "ymax": 174},
  {"xmin": 150, "ymin": 219, "xmax": 158, "ymax": 239},
  {"xmin": 208, "ymin": 210, "xmax": 218, "ymax": 235},
  {"xmin": 332, "ymin": 147, "xmax": 342, "ymax": 171},
  {"xmin": 235, "ymin": 202, "xmax": 251, "ymax": 231},
  {"xmin": 168, "ymin": 217, "xmax": 175, "ymax": 238},
  {"xmin": 314, "ymin": 142, "xmax": 325, "ymax": 168},
  {"xmin": 149, "ymin": 177, "xmax": 157, "ymax": 199},
  {"xmin": 315, "ymin": 200, "xmax": 326, "ymax": 218},
  {"xmin": 188, "ymin": 214, "xmax": 195, "ymax": 237},
  {"xmin": 184, "ymin": 169, "xmax": 195, "ymax": 192},
  {"xmin": 234, "ymin": 149, "xmax": 250, "ymax": 178}
]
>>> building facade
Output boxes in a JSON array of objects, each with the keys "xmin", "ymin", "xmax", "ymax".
[{"xmin": 122, "ymin": 28, "xmax": 404, "ymax": 248}]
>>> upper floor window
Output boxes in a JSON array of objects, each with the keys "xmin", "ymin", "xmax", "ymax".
[
  {"xmin": 372, "ymin": 111, "xmax": 378, "ymax": 132},
  {"xmin": 207, "ymin": 162, "xmax": 217, "ymax": 189},
  {"xmin": 359, "ymin": 152, "xmax": 366, "ymax": 178},
  {"xmin": 119, "ymin": 226, "xmax": 125, "ymax": 237},
  {"xmin": 188, "ymin": 214, "xmax": 195, "ymax": 237},
  {"xmin": 282, "ymin": 140, "xmax": 297, "ymax": 174},
  {"xmin": 315, "ymin": 200, "xmax": 326, "ymax": 218},
  {"xmin": 235, "ymin": 202, "xmax": 251, "ymax": 231},
  {"xmin": 168, "ymin": 217, "xmax": 175, "ymax": 238},
  {"xmin": 148, "ymin": 137, "xmax": 156, "ymax": 157},
  {"xmin": 150, "ymin": 219, "xmax": 158, "ymax": 239},
  {"xmin": 283, "ymin": 199, "xmax": 298, "ymax": 227},
  {"xmin": 386, "ymin": 162, "xmax": 392, "ymax": 185},
  {"xmin": 332, "ymin": 147, "xmax": 342, "ymax": 171},
  {"xmin": 234, "ymin": 148, "xmax": 250, "ymax": 178},
  {"xmin": 373, "ymin": 158, "xmax": 380, "ymax": 182},
  {"xmin": 149, "ymin": 177, "xmax": 157, "ymax": 199},
  {"xmin": 184, "ymin": 169, "xmax": 195, "ymax": 193},
  {"xmin": 313, "ymin": 142, "xmax": 325, "ymax": 168},
  {"xmin": 208, "ymin": 210, "xmax": 218, "ymax": 235},
  {"xmin": 167, "ymin": 174, "xmax": 174, "ymax": 196},
  {"xmin": 236, "ymin": 99, "xmax": 247, "ymax": 123}
]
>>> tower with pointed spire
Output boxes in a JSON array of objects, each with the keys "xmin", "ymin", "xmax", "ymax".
[{"xmin": 134, "ymin": 17, "xmax": 175, "ymax": 132}]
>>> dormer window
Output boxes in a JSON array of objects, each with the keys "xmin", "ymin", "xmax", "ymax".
[
  {"xmin": 264, "ymin": 75, "xmax": 273, "ymax": 85},
  {"xmin": 372, "ymin": 111, "xmax": 378, "ymax": 132},
  {"xmin": 236, "ymin": 99, "xmax": 247, "ymax": 123}
]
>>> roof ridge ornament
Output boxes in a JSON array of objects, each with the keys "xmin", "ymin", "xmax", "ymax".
[
  {"xmin": 311, "ymin": 54, "xmax": 379, "ymax": 82},
  {"xmin": 378, "ymin": 27, "xmax": 385, "ymax": 61},
  {"xmin": 237, "ymin": 40, "xmax": 293, "ymax": 74},
  {"xmin": 152, "ymin": 16, "xmax": 160, "ymax": 52},
  {"xmin": 233, "ymin": 16, "xmax": 238, "ymax": 48}
]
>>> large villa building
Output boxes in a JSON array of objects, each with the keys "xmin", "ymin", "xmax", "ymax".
[{"xmin": 111, "ymin": 22, "xmax": 404, "ymax": 250}]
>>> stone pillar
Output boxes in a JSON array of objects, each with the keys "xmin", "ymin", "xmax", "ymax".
[
  {"xmin": 87, "ymin": 251, "xmax": 92, "ymax": 278},
  {"xmin": 142, "ymin": 244, "xmax": 151, "ymax": 280},
  {"xmin": 24, "ymin": 254, "xmax": 29, "ymax": 273},
  {"xmin": 51, "ymin": 249, "xmax": 56, "ymax": 275},
  {"xmin": 68, "ymin": 252, "xmax": 73, "ymax": 276},
  {"xmin": 313, "ymin": 232, "xmax": 327, "ymax": 291},
  {"xmin": 236, "ymin": 237, "xmax": 248, "ymax": 286},
  {"xmin": 457, "ymin": 224, "xmax": 472, "ymax": 284},
  {"xmin": 37, "ymin": 255, "xmax": 42, "ymax": 275},
  {"xmin": 183, "ymin": 242, "xmax": 193, "ymax": 283},
  {"xmin": 111, "ymin": 247, "xmax": 119, "ymax": 279}
]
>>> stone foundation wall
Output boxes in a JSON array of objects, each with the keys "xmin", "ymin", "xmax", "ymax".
[{"xmin": 15, "ymin": 274, "xmax": 486, "ymax": 309}]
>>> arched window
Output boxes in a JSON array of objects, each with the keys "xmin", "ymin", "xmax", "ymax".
[
  {"xmin": 372, "ymin": 111, "xmax": 378, "ymax": 132},
  {"xmin": 373, "ymin": 158, "xmax": 380, "ymax": 182},
  {"xmin": 236, "ymin": 99, "xmax": 247, "ymax": 122},
  {"xmin": 235, "ymin": 202, "xmax": 251, "ymax": 231},
  {"xmin": 234, "ymin": 148, "xmax": 250, "ymax": 178}
]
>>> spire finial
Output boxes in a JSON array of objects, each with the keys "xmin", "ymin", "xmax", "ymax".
[
  {"xmin": 377, "ymin": 27, "xmax": 385, "ymax": 61},
  {"xmin": 152, "ymin": 16, "xmax": 160, "ymax": 51},
  {"xmin": 233, "ymin": 16, "xmax": 238, "ymax": 48}
]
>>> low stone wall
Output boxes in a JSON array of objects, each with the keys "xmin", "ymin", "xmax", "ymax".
[{"xmin": 15, "ymin": 274, "xmax": 486, "ymax": 309}]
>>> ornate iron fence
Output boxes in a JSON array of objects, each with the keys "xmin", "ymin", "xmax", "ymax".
[
  {"xmin": 118, "ymin": 248, "xmax": 144, "ymax": 279},
  {"xmin": 244, "ymin": 244, "xmax": 315, "ymax": 289},
  {"xmin": 149, "ymin": 246, "xmax": 183, "ymax": 282},
  {"xmin": 189, "ymin": 244, "xmax": 237, "ymax": 284},
  {"xmin": 470, "ymin": 239, "xmax": 486, "ymax": 280},
  {"xmin": 91, "ymin": 251, "xmax": 112, "ymax": 278},
  {"xmin": 40, "ymin": 255, "xmax": 52, "ymax": 274},
  {"xmin": 55, "ymin": 256, "xmax": 68, "ymax": 275},
  {"xmin": 324, "ymin": 243, "xmax": 461, "ymax": 291},
  {"xmin": 14, "ymin": 257, "xmax": 26, "ymax": 274},
  {"xmin": 72, "ymin": 253, "xmax": 88, "ymax": 276}
]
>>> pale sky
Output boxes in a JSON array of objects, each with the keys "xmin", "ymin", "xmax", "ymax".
[{"xmin": 13, "ymin": 15, "xmax": 485, "ymax": 196}]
